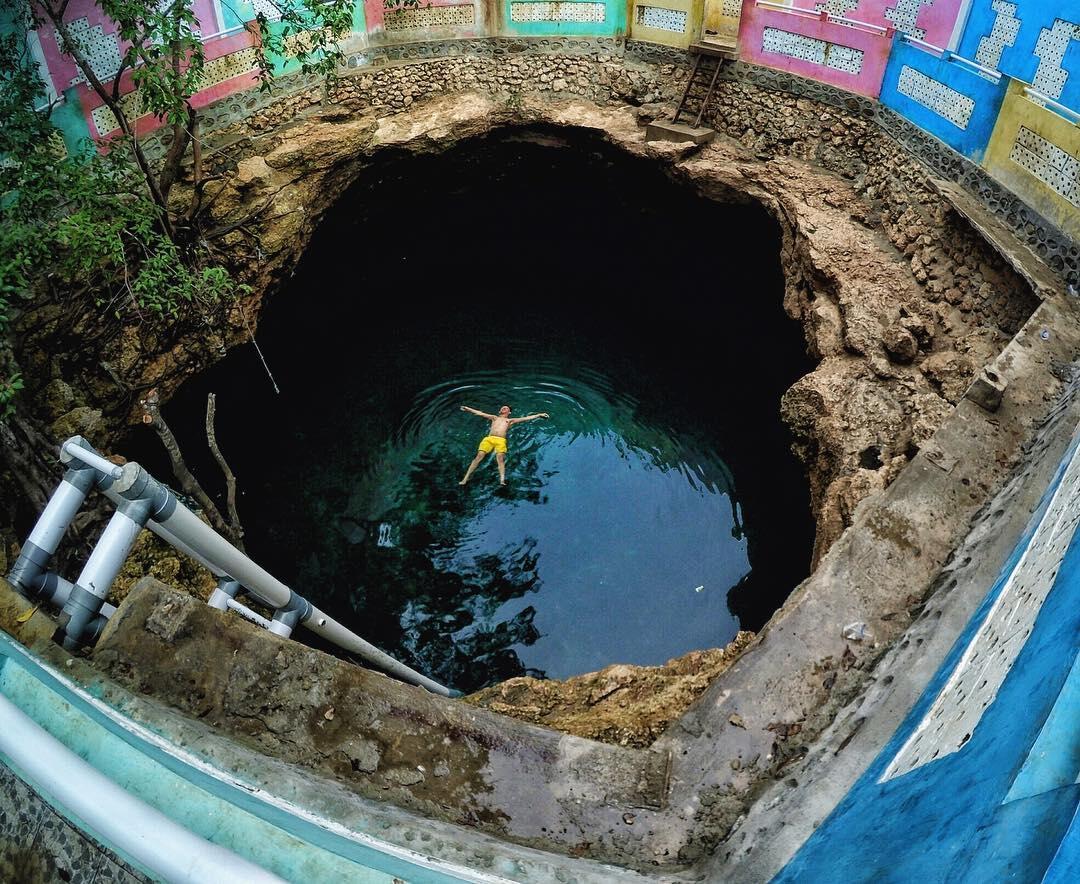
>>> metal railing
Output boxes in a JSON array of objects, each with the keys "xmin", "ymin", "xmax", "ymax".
[
  {"xmin": 1020, "ymin": 84, "xmax": 1080, "ymax": 125},
  {"xmin": 898, "ymin": 34, "xmax": 1003, "ymax": 83},
  {"xmin": 7, "ymin": 436, "xmax": 458, "ymax": 698},
  {"xmin": 754, "ymin": 1, "xmax": 892, "ymax": 37}
]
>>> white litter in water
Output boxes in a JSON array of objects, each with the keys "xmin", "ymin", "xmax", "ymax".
[
  {"xmin": 377, "ymin": 523, "xmax": 395, "ymax": 548},
  {"xmin": 694, "ymin": 585, "xmax": 705, "ymax": 593}
]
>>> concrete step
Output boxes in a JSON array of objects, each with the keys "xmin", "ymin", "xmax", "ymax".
[{"xmin": 645, "ymin": 120, "xmax": 716, "ymax": 145}]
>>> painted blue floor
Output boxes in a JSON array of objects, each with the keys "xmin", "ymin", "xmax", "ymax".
[{"xmin": 775, "ymin": 435, "xmax": 1080, "ymax": 883}]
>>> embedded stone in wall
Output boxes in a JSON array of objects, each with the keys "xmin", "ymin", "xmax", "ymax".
[
  {"xmin": 762, "ymin": 27, "xmax": 865, "ymax": 75},
  {"xmin": 1009, "ymin": 126, "xmax": 1080, "ymax": 207},
  {"xmin": 509, "ymin": 1, "xmax": 606, "ymax": 22},
  {"xmin": 975, "ymin": 0, "xmax": 1020, "ymax": 69},
  {"xmin": 385, "ymin": 3, "xmax": 476, "ymax": 30},
  {"xmin": 62, "ymin": 17, "xmax": 123, "ymax": 86},
  {"xmin": 882, "ymin": 438, "xmax": 1080, "ymax": 781},
  {"xmin": 897, "ymin": 65, "xmax": 975, "ymax": 129},
  {"xmin": 1032, "ymin": 18, "xmax": 1080, "ymax": 100},
  {"xmin": 636, "ymin": 5, "xmax": 688, "ymax": 33}
]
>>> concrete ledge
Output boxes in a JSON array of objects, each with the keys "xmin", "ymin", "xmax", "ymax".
[
  {"xmin": 92, "ymin": 579, "xmax": 671, "ymax": 869},
  {"xmin": 645, "ymin": 120, "xmax": 715, "ymax": 145}
]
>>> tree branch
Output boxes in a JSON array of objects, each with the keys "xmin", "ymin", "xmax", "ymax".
[
  {"xmin": 205, "ymin": 392, "xmax": 244, "ymax": 551},
  {"xmin": 42, "ymin": 3, "xmax": 174, "ymax": 238},
  {"xmin": 139, "ymin": 388, "xmax": 241, "ymax": 546}
]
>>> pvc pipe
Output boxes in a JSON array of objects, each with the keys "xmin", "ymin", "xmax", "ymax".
[
  {"xmin": 0, "ymin": 693, "xmax": 284, "ymax": 884},
  {"xmin": 156, "ymin": 496, "xmax": 453, "ymax": 692},
  {"xmin": 226, "ymin": 597, "xmax": 273, "ymax": 630},
  {"xmin": 33, "ymin": 573, "xmax": 115, "ymax": 619},
  {"xmin": 60, "ymin": 440, "xmax": 123, "ymax": 480},
  {"xmin": 753, "ymin": 3, "xmax": 888, "ymax": 35},
  {"xmin": 1022, "ymin": 87, "xmax": 1080, "ymax": 123},
  {"xmin": 305, "ymin": 604, "xmax": 459, "ymax": 698},
  {"xmin": 156, "ymin": 503, "xmax": 293, "ymax": 610},
  {"xmin": 72, "ymin": 509, "xmax": 146, "ymax": 602},
  {"xmin": 59, "ymin": 504, "xmax": 150, "ymax": 649},
  {"xmin": 98, "ymin": 457, "xmax": 456, "ymax": 696},
  {"xmin": 9, "ymin": 467, "xmax": 98, "ymax": 595},
  {"xmin": 27, "ymin": 478, "xmax": 92, "ymax": 555}
]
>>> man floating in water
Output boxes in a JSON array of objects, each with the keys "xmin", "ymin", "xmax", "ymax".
[{"xmin": 459, "ymin": 405, "xmax": 549, "ymax": 487}]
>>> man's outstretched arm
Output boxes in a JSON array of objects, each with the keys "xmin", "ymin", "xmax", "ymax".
[
  {"xmin": 461, "ymin": 405, "xmax": 496, "ymax": 420},
  {"xmin": 509, "ymin": 412, "xmax": 550, "ymax": 424}
]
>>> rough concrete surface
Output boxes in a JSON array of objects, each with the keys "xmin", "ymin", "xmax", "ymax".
[
  {"xmin": 92, "ymin": 580, "xmax": 671, "ymax": 870},
  {"xmin": 715, "ymin": 359, "xmax": 1080, "ymax": 882}
]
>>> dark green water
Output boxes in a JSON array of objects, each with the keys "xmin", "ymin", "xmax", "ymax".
[{"xmin": 126, "ymin": 128, "xmax": 814, "ymax": 693}]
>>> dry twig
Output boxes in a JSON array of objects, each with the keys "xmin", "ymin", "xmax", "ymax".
[{"xmin": 205, "ymin": 392, "xmax": 244, "ymax": 549}]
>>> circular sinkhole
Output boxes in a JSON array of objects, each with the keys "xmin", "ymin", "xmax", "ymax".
[{"xmin": 127, "ymin": 128, "xmax": 815, "ymax": 693}]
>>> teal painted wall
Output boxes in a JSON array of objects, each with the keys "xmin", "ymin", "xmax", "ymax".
[{"xmin": 501, "ymin": 0, "xmax": 626, "ymax": 37}]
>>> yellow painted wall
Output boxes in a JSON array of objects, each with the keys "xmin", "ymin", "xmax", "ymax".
[
  {"xmin": 984, "ymin": 79, "xmax": 1080, "ymax": 242},
  {"xmin": 701, "ymin": 0, "xmax": 744, "ymax": 47},
  {"xmin": 630, "ymin": 0, "xmax": 703, "ymax": 48}
]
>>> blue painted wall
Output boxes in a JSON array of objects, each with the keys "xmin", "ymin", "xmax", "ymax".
[
  {"xmin": 775, "ymin": 439, "xmax": 1080, "ymax": 883},
  {"xmin": 880, "ymin": 39, "xmax": 1009, "ymax": 161},
  {"xmin": 958, "ymin": 0, "xmax": 1080, "ymax": 113}
]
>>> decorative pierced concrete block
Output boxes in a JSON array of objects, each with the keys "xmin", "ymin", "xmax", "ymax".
[
  {"xmin": 91, "ymin": 47, "xmax": 256, "ymax": 135},
  {"xmin": 509, "ymin": 2, "xmax": 606, "ymax": 22},
  {"xmin": 826, "ymin": 43, "xmax": 863, "ymax": 75},
  {"xmin": 763, "ymin": 27, "xmax": 826, "ymax": 65},
  {"xmin": 975, "ymin": 0, "xmax": 1020, "ymax": 69},
  {"xmin": 91, "ymin": 90, "xmax": 142, "ymax": 136},
  {"xmin": 251, "ymin": 0, "xmax": 284, "ymax": 22},
  {"xmin": 199, "ymin": 47, "xmax": 258, "ymax": 89},
  {"xmin": 897, "ymin": 65, "xmax": 975, "ymax": 129},
  {"xmin": 1033, "ymin": 19, "xmax": 1080, "ymax": 100},
  {"xmin": 636, "ymin": 5, "xmax": 687, "ymax": 32},
  {"xmin": 883, "ymin": 437, "xmax": 1080, "ymax": 781},
  {"xmin": 385, "ymin": 3, "xmax": 476, "ymax": 30},
  {"xmin": 761, "ymin": 27, "xmax": 864, "ymax": 74},
  {"xmin": 721, "ymin": 0, "xmax": 742, "ymax": 16},
  {"xmin": 884, "ymin": 0, "xmax": 933, "ymax": 40},
  {"xmin": 1010, "ymin": 126, "xmax": 1080, "ymax": 207},
  {"xmin": 62, "ymin": 18, "xmax": 123, "ymax": 86},
  {"xmin": 814, "ymin": 0, "xmax": 858, "ymax": 17}
]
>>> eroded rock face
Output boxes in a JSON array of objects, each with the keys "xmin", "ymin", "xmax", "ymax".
[
  {"xmin": 4, "ymin": 58, "xmax": 1048, "ymax": 749},
  {"xmin": 465, "ymin": 631, "xmax": 756, "ymax": 747},
  {"xmin": 203, "ymin": 87, "xmax": 1039, "ymax": 571}
]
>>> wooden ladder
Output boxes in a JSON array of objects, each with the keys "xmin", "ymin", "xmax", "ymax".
[{"xmin": 672, "ymin": 51, "xmax": 724, "ymax": 129}]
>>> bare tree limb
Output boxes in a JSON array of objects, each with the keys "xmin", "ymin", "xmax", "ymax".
[
  {"xmin": 205, "ymin": 393, "xmax": 244, "ymax": 551},
  {"xmin": 139, "ymin": 388, "xmax": 241, "ymax": 546}
]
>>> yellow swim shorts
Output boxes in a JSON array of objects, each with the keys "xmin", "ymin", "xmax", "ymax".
[{"xmin": 478, "ymin": 435, "xmax": 508, "ymax": 454}]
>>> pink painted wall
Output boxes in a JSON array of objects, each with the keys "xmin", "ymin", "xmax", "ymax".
[
  {"xmin": 363, "ymin": 0, "xmax": 483, "ymax": 37},
  {"xmin": 779, "ymin": 0, "xmax": 965, "ymax": 48},
  {"xmin": 34, "ymin": 0, "xmax": 223, "ymax": 93},
  {"xmin": 31, "ymin": 0, "xmax": 259, "ymax": 138},
  {"xmin": 80, "ymin": 31, "xmax": 259, "ymax": 138},
  {"xmin": 739, "ymin": 5, "xmax": 893, "ymax": 98}
]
